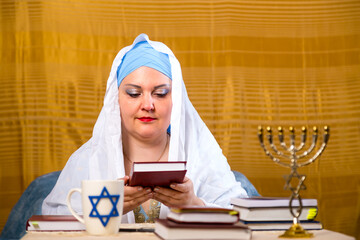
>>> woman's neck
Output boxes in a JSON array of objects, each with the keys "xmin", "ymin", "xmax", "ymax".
[{"xmin": 122, "ymin": 132, "xmax": 170, "ymax": 173}]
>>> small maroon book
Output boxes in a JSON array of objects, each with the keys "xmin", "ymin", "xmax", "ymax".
[{"xmin": 129, "ymin": 161, "xmax": 187, "ymax": 187}]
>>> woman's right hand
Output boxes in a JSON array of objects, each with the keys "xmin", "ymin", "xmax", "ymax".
[{"xmin": 120, "ymin": 176, "xmax": 153, "ymax": 214}]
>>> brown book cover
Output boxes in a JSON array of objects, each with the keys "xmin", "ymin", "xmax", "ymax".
[
  {"xmin": 170, "ymin": 206, "xmax": 238, "ymax": 213},
  {"xmin": 129, "ymin": 161, "xmax": 187, "ymax": 187},
  {"xmin": 155, "ymin": 219, "xmax": 251, "ymax": 240}
]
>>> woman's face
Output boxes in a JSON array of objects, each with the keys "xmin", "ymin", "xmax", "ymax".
[{"xmin": 118, "ymin": 66, "xmax": 172, "ymax": 140}]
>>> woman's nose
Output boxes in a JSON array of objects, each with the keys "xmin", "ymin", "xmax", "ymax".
[{"xmin": 141, "ymin": 94, "xmax": 155, "ymax": 111}]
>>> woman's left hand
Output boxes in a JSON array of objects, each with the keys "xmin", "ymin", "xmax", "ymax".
[{"xmin": 152, "ymin": 177, "xmax": 205, "ymax": 207}]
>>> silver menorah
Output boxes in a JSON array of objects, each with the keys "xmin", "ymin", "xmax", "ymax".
[{"xmin": 258, "ymin": 126, "xmax": 330, "ymax": 238}]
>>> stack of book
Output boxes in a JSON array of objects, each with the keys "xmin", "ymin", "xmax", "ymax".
[
  {"xmin": 155, "ymin": 206, "xmax": 251, "ymax": 240},
  {"xmin": 230, "ymin": 197, "xmax": 322, "ymax": 231}
]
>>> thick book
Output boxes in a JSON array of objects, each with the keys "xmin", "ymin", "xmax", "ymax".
[
  {"xmin": 26, "ymin": 215, "xmax": 85, "ymax": 232},
  {"xmin": 129, "ymin": 161, "xmax": 187, "ymax": 187},
  {"xmin": 241, "ymin": 220, "xmax": 322, "ymax": 231},
  {"xmin": 155, "ymin": 219, "xmax": 251, "ymax": 240},
  {"xmin": 167, "ymin": 206, "xmax": 239, "ymax": 224},
  {"xmin": 231, "ymin": 197, "xmax": 318, "ymax": 221}
]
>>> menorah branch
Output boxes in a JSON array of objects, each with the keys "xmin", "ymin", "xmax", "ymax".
[{"xmin": 258, "ymin": 126, "xmax": 291, "ymax": 168}]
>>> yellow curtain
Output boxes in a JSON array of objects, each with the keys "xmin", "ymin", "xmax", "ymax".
[{"xmin": 0, "ymin": 0, "xmax": 359, "ymax": 238}]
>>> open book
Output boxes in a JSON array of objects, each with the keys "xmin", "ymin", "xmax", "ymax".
[{"xmin": 129, "ymin": 161, "xmax": 187, "ymax": 187}]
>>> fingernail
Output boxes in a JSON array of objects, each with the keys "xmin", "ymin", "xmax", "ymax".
[
  {"xmin": 138, "ymin": 187, "xmax": 143, "ymax": 191},
  {"xmin": 170, "ymin": 184, "xmax": 176, "ymax": 188},
  {"xmin": 146, "ymin": 188, "xmax": 151, "ymax": 193},
  {"xmin": 154, "ymin": 187, "xmax": 159, "ymax": 191}
]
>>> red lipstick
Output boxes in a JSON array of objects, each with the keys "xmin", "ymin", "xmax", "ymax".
[{"xmin": 138, "ymin": 117, "xmax": 156, "ymax": 122}]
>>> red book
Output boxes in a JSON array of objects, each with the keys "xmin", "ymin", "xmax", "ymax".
[
  {"xmin": 155, "ymin": 219, "xmax": 251, "ymax": 240},
  {"xmin": 129, "ymin": 161, "xmax": 187, "ymax": 187},
  {"xmin": 167, "ymin": 206, "xmax": 239, "ymax": 224},
  {"xmin": 26, "ymin": 215, "xmax": 85, "ymax": 232}
]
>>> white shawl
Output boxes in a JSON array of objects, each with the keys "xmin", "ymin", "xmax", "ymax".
[{"xmin": 42, "ymin": 34, "xmax": 248, "ymax": 223}]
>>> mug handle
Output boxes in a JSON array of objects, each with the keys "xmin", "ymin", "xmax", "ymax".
[{"xmin": 66, "ymin": 188, "xmax": 85, "ymax": 224}]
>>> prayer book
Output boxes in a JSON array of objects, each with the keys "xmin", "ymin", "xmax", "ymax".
[
  {"xmin": 167, "ymin": 206, "xmax": 239, "ymax": 224},
  {"xmin": 241, "ymin": 220, "xmax": 322, "ymax": 231},
  {"xmin": 155, "ymin": 219, "xmax": 251, "ymax": 240},
  {"xmin": 129, "ymin": 161, "xmax": 187, "ymax": 187},
  {"xmin": 26, "ymin": 215, "xmax": 156, "ymax": 232},
  {"xmin": 231, "ymin": 197, "xmax": 318, "ymax": 221},
  {"xmin": 26, "ymin": 215, "xmax": 85, "ymax": 232}
]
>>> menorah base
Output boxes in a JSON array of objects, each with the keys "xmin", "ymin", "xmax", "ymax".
[{"xmin": 279, "ymin": 223, "xmax": 314, "ymax": 238}]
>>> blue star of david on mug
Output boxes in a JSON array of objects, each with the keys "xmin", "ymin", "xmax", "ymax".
[{"xmin": 88, "ymin": 187, "xmax": 120, "ymax": 227}]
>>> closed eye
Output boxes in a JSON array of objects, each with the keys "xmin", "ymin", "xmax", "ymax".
[
  {"xmin": 126, "ymin": 89, "xmax": 141, "ymax": 98},
  {"xmin": 129, "ymin": 93, "xmax": 141, "ymax": 98},
  {"xmin": 153, "ymin": 88, "xmax": 169, "ymax": 98}
]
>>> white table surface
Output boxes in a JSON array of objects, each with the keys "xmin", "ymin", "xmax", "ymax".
[{"xmin": 22, "ymin": 229, "xmax": 355, "ymax": 240}]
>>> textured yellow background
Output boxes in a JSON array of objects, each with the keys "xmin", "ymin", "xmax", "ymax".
[{"xmin": 0, "ymin": 0, "xmax": 359, "ymax": 238}]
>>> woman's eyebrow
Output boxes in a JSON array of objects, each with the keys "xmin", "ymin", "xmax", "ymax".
[
  {"xmin": 124, "ymin": 84, "xmax": 141, "ymax": 88},
  {"xmin": 154, "ymin": 84, "xmax": 171, "ymax": 89}
]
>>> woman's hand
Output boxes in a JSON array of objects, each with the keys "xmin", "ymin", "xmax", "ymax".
[
  {"xmin": 152, "ymin": 177, "xmax": 204, "ymax": 207},
  {"xmin": 119, "ymin": 176, "xmax": 153, "ymax": 214}
]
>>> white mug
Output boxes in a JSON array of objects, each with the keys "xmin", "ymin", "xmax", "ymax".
[{"xmin": 66, "ymin": 180, "xmax": 124, "ymax": 235}]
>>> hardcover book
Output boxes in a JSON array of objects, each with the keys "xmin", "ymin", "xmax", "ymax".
[
  {"xmin": 26, "ymin": 215, "xmax": 85, "ymax": 232},
  {"xmin": 231, "ymin": 197, "xmax": 318, "ymax": 208},
  {"xmin": 155, "ymin": 219, "xmax": 251, "ymax": 240},
  {"xmin": 231, "ymin": 197, "xmax": 318, "ymax": 221},
  {"xmin": 26, "ymin": 215, "xmax": 156, "ymax": 232},
  {"xmin": 167, "ymin": 206, "xmax": 239, "ymax": 224},
  {"xmin": 129, "ymin": 161, "xmax": 187, "ymax": 187},
  {"xmin": 241, "ymin": 220, "xmax": 322, "ymax": 231}
]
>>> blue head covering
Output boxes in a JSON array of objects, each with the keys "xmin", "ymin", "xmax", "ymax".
[{"xmin": 117, "ymin": 41, "xmax": 172, "ymax": 87}]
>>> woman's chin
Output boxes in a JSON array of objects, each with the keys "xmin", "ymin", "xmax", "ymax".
[{"xmin": 136, "ymin": 130, "xmax": 162, "ymax": 140}]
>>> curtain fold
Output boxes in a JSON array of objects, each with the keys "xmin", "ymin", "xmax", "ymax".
[{"xmin": 0, "ymin": 1, "xmax": 359, "ymax": 238}]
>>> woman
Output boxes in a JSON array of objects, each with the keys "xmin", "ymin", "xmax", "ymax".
[{"xmin": 42, "ymin": 34, "xmax": 248, "ymax": 223}]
